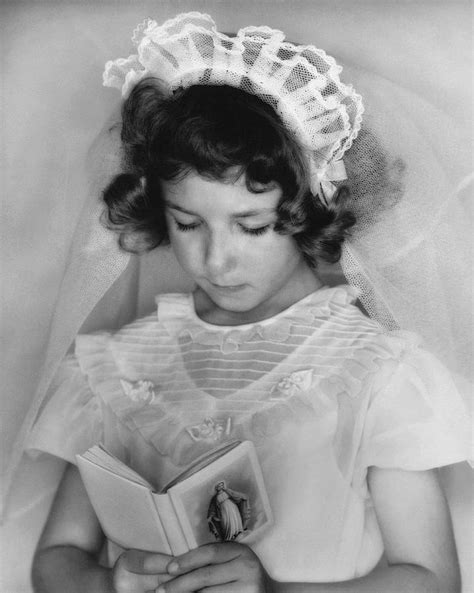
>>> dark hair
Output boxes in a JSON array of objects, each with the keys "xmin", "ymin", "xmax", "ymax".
[{"xmin": 103, "ymin": 77, "xmax": 355, "ymax": 266}]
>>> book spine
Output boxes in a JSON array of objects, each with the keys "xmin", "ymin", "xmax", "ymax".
[{"xmin": 153, "ymin": 494, "xmax": 190, "ymax": 555}]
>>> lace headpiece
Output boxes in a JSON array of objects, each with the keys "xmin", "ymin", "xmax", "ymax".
[{"xmin": 103, "ymin": 12, "xmax": 363, "ymax": 202}]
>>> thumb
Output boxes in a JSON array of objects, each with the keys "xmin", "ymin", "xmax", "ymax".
[{"xmin": 120, "ymin": 549, "xmax": 173, "ymax": 574}]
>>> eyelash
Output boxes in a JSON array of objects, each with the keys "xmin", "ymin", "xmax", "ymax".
[
  {"xmin": 175, "ymin": 221, "xmax": 200, "ymax": 232},
  {"xmin": 174, "ymin": 221, "xmax": 271, "ymax": 236},
  {"xmin": 242, "ymin": 225, "xmax": 270, "ymax": 236}
]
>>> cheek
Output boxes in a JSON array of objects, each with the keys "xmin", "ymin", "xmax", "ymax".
[
  {"xmin": 169, "ymin": 231, "xmax": 199, "ymax": 270},
  {"xmin": 254, "ymin": 236, "xmax": 300, "ymax": 269}
]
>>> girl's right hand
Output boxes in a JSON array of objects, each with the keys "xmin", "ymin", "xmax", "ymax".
[{"xmin": 113, "ymin": 549, "xmax": 175, "ymax": 593}]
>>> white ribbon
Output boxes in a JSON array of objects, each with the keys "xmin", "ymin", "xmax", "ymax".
[{"xmin": 310, "ymin": 159, "xmax": 347, "ymax": 205}]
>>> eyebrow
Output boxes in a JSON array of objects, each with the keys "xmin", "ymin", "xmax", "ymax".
[{"xmin": 165, "ymin": 202, "xmax": 276, "ymax": 218}]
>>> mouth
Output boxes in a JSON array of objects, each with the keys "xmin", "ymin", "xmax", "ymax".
[{"xmin": 209, "ymin": 282, "xmax": 247, "ymax": 292}]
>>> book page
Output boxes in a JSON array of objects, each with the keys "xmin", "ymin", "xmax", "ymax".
[
  {"xmin": 76, "ymin": 454, "xmax": 172, "ymax": 554},
  {"xmin": 80, "ymin": 445, "xmax": 152, "ymax": 488},
  {"xmin": 161, "ymin": 440, "xmax": 240, "ymax": 492},
  {"xmin": 168, "ymin": 441, "xmax": 272, "ymax": 549}
]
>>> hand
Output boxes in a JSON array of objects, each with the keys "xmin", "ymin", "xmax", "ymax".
[
  {"xmin": 112, "ymin": 549, "xmax": 175, "ymax": 593},
  {"xmin": 157, "ymin": 542, "xmax": 273, "ymax": 593}
]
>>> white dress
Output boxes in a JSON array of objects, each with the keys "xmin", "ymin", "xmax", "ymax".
[{"xmin": 26, "ymin": 285, "xmax": 469, "ymax": 582}]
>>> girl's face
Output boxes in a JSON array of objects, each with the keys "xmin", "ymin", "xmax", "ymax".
[{"xmin": 162, "ymin": 170, "xmax": 320, "ymax": 325}]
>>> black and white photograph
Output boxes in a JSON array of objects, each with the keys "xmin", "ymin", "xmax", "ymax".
[{"xmin": 1, "ymin": 1, "xmax": 472, "ymax": 592}]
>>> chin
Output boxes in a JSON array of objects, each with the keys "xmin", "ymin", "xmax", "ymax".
[
  {"xmin": 212, "ymin": 294, "xmax": 255, "ymax": 311},
  {"xmin": 208, "ymin": 291, "xmax": 260, "ymax": 311}
]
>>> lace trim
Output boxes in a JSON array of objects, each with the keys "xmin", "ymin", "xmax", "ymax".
[
  {"xmin": 75, "ymin": 332, "xmax": 323, "ymax": 466},
  {"xmin": 156, "ymin": 286, "xmax": 360, "ymax": 353},
  {"xmin": 74, "ymin": 313, "xmax": 415, "ymax": 473}
]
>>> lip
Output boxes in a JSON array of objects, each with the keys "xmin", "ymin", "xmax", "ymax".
[{"xmin": 210, "ymin": 282, "xmax": 247, "ymax": 292}]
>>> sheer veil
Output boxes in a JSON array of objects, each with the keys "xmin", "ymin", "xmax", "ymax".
[{"xmin": 1, "ymin": 3, "xmax": 472, "ymax": 592}]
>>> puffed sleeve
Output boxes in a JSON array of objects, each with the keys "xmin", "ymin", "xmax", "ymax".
[
  {"xmin": 26, "ymin": 353, "xmax": 103, "ymax": 464},
  {"xmin": 357, "ymin": 341, "xmax": 471, "ymax": 474}
]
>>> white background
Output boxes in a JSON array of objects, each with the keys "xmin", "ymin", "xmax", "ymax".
[{"xmin": 1, "ymin": 1, "xmax": 472, "ymax": 591}]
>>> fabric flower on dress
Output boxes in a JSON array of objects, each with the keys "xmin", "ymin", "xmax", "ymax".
[
  {"xmin": 244, "ymin": 369, "xmax": 317, "ymax": 441},
  {"xmin": 270, "ymin": 369, "xmax": 314, "ymax": 401},
  {"xmin": 120, "ymin": 379, "xmax": 157, "ymax": 405},
  {"xmin": 186, "ymin": 416, "xmax": 232, "ymax": 442}
]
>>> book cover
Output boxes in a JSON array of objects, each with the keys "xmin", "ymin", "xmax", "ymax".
[{"xmin": 76, "ymin": 440, "xmax": 272, "ymax": 556}]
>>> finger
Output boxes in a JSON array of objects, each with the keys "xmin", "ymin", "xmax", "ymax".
[
  {"xmin": 167, "ymin": 543, "xmax": 244, "ymax": 575},
  {"xmin": 114, "ymin": 569, "xmax": 167, "ymax": 593},
  {"xmin": 156, "ymin": 561, "xmax": 239, "ymax": 593},
  {"xmin": 195, "ymin": 584, "xmax": 247, "ymax": 593},
  {"xmin": 122, "ymin": 549, "xmax": 174, "ymax": 574}
]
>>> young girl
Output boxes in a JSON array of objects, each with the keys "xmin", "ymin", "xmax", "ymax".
[{"xmin": 27, "ymin": 12, "xmax": 469, "ymax": 593}]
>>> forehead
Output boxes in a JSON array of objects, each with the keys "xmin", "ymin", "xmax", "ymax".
[{"xmin": 161, "ymin": 170, "xmax": 282, "ymax": 215}]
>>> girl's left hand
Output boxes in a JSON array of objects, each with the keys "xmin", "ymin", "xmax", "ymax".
[{"xmin": 156, "ymin": 542, "xmax": 273, "ymax": 593}]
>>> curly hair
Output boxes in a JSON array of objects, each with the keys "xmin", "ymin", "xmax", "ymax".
[{"xmin": 103, "ymin": 78, "xmax": 355, "ymax": 267}]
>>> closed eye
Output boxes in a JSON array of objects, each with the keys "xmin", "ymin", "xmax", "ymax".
[
  {"xmin": 173, "ymin": 219, "xmax": 271, "ymax": 236},
  {"xmin": 239, "ymin": 224, "xmax": 271, "ymax": 236},
  {"xmin": 174, "ymin": 220, "xmax": 201, "ymax": 232}
]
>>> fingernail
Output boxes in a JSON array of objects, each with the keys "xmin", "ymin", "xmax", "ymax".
[{"xmin": 167, "ymin": 560, "xmax": 179, "ymax": 574}]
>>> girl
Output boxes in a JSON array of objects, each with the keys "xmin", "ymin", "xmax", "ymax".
[{"xmin": 25, "ymin": 12, "xmax": 469, "ymax": 593}]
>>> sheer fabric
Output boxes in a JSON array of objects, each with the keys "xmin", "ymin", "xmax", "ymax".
[
  {"xmin": 26, "ymin": 288, "xmax": 469, "ymax": 581},
  {"xmin": 4, "ymin": 6, "xmax": 471, "ymax": 516},
  {"xmin": 2, "ymin": 3, "xmax": 472, "ymax": 592}
]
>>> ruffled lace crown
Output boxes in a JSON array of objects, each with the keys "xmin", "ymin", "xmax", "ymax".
[{"xmin": 103, "ymin": 12, "xmax": 364, "ymax": 199}]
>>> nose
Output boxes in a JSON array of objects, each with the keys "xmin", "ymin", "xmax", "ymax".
[{"xmin": 204, "ymin": 229, "xmax": 236, "ymax": 277}]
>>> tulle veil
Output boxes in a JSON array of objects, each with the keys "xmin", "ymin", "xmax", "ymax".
[{"xmin": 1, "ymin": 3, "xmax": 471, "ymax": 591}]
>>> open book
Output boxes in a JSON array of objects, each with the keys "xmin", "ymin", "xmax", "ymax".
[{"xmin": 76, "ymin": 440, "xmax": 272, "ymax": 556}]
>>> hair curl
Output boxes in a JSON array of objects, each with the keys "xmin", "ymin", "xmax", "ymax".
[{"xmin": 103, "ymin": 78, "xmax": 355, "ymax": 266}]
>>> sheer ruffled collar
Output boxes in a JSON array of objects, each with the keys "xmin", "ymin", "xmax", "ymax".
[{"xmin": 156, "ymin": 285, "xmax": 360, "ymax": 353}]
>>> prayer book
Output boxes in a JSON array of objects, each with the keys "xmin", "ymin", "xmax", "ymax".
[{"xmin": 76, "ymin": 440, "xmax": 272, "ymax": 555}]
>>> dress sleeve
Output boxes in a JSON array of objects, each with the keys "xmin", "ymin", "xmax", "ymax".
[
  {"xmin": 357, "ymin": 342, "xmax": 471, "ymax": 473},
  {"xmin": 26, "ymin": 353, "xmax": 103, "ymax": 464}
]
